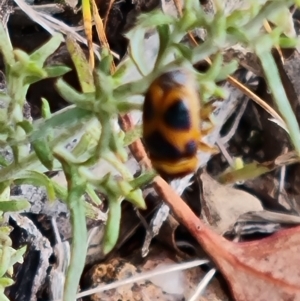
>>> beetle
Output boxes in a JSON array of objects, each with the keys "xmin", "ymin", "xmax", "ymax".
[{"xmin": 142, "ymin": 69, "xmax": 202, "ymax": 179}]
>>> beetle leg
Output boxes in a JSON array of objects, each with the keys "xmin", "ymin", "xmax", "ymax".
[{"xmin": 198, "ymin": 141, "xmax": 219, "ymax": 154}]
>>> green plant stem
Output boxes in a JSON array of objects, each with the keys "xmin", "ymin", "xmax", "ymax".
[
  {"xmin": 86, "ymin": 184, "xmax": 102, "ymax": 205},
  {"xmin": 192, "ymin": 40, "xmax": 218, "ymax": 65},
  {"xmin": 244, "ymin": 1, "xmax": 294, "ymax": 39},
  {"xmin": 102, "ymin": 152, "xmax": 132, "ymax": 180},
  {"xmin": 257, "ymin": 50, "xmax": 300, "ymax": 155},
  {"xmin": 60, "ymin": 163, "xmax": 87, "ymax": 301},
  {"xmin": 0, "ymin": 246, "xmax": 12, "ymax": 277},
  {"xmin": 102, "ymin": 196, "xmax": 122, "ymax": 255},
  {"xmin": 63, "ymin": 195, "xmax": 87, "ymax": 301},
  {"xmin": 81, "ymin": 109, "xmax": 111, "ymax": 167}
]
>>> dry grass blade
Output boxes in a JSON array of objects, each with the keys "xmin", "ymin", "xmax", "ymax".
[
  {"xmin": 103, "ymin": 0, "xmax": 115, "ymax": 30},
  {"xmin": 91, "ymin": 0, "xmax": 116, "ymax": 73},
  {"xmin": 74, "ymin": 259, "xmax": 209, "ymax": 300},
  {"xmin": 188, "ymin": 268, "xmax": 217, "ymax": 301},
  {"xmin": 82, "ymin": 0, "xmax": 94, "ymax": 68},
  {"xmin": 173, "ymin": 0, "xmax": 183, "ymax": 16},
  {"xmin": 91, "ymin": 0, "xmax": 109, "ymax": 49},
  {"xmin": 13, "ymin": 0, "xmax": 112, "ymax": 60},
  {"xmin": 227, "ymin": 75, "xmax": 285, "ymax": 125},
  {"xmin": 14, "ymin": 0, "xmax": 56, "ymax": 34}
]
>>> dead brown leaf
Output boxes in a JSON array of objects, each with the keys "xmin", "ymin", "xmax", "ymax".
[
  {"xmin": 154, "ymin": 177, "xmax": 300, "ymax": 301},
  {"xmin": 199, "ymin": 171, "xmax": 263, "ymax": 234},
  {"xmin": 213, "ymin": 226, "xmax": 300, "ymax": 301}
]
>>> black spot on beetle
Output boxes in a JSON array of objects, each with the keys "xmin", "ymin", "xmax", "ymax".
[
  {"xmin": 184, "ymin": 140, "xmax": 197, "ymax": 156},
  {"xmin": 143, "ymin": 92, "xmax": 155, "ymax": 121},
  {"xmin": 164, "ymin": 100, "xmax": 191, "ymax": 130},
  {"xmin": 144, "ymin": 131, "xmax": 183, "ymax": 160}
]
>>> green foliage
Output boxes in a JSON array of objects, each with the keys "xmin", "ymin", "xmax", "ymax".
[
  {"xmin": 0, "ymin": 0, "xmax": 298, "ymax": 300},
  {"xmin": 0, "ymin": 186, "xmax": 28, "ymax": 300}
]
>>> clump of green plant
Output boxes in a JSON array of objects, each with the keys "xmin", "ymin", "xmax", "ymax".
[
  {"xmin": 0, "ymin": 0, "xmax": 299, "ymax": 300},
  {"xmin": 0, "ymin": 27, "xmax": 147, "ymax": 301},
  {"xmin": 0, "ymin": 186, "xmax": 29, "ymax": 301}
]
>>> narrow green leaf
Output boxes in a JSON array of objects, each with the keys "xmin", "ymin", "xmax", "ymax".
[
  {"xmin": 52, "ymin": 181, "xmax": 68, "ymax": 201},
  {"xmin": 0, "ymin": 200, "xmax": 30, "ymax": 212},
  {"xmin": 26, "ymin": 62, "xmax": 47, "ymax": 78},
  {"xmin": 24, "ymin": 76, "xmax": 45, "ymax": 85},
  {"xmin": 55, "ymin": 79, "xmax": 95, "ymax": 107},
  {"xmin": 0, "ymin": 277, "xmax": 14, "ymax": 288},
  {"xmin": 126, "ymin": 28, "xmax": 148, "ymax": 76},
  {"xmin": 17, "ymin": 120, "xmax": 34, "ymax": 133},
  {"xmin": 0, "ymin": 246, "xmax": 13, "ymax": 277},
  {"xmin": 13, "ymin": 51, "xmax": 47, "ymax": 81},
  {"xmin": 267, "ymin": 5, "xmax": 294, "ymax": 37},
  {"xmin": 117, "ymin": 180, "xmax": 146, "ymax": 209},
  {"xmin": 98, "ymin": 49, "xmax": 113, "ymax": 75},
  {"xmin": 86, "ymin": 184, "xmax": 102, "ymax": 206},
  {"xmin": 13, "ymin": 50, "xmax": 29, "ymax": 66},
  {"xmin": 176, "ymin": 8, "xmax": 198, "ymax": 33},
  {"xmin": 44, "ymin": 66, "xmax": 72, "ymax": 78},
  {"xmin": 0, "ymin": 155, "xmax": 8, "ymax": 167},
  {"xmin": 58, "ymin": 160, "xmax": 87, "ymax": 301},
  {"xmin": 66, "ymin": 35, "xmax": 95, "ymax": 93},
  {"xmin": 199, "ymin": 52, "xmax": 223, "ymax": 81},
  {"xmin": 218, "ymin": 162, "xmax": 272, "ymax": 184},
  {"xmin": 130, "ymin": 170, "xmax": 157, "ymax": 189},
  {"xmin": 14, "ymin": 171, "xmax": 56, "ymax": 201},
  {"xmin": 279, "ymin": 37, "xmax": 300, "ymax": 49},
  {"xmin": 9, "ymin": 246, "xmax": 26, "ymax": 267},
  {"xmin": 154, "ymin": 25, "xmax": 171, "ymax": 69},
  {"xmin": 123, "ymin": 125, "xmax": 142, "ymax": 146},
  {"xmin": 116, "ymin": 100, "xmax": 143, "ymax": 113},
  {"xmin": 30, "ymin": 34, "xmax": 64, "ymax": 65},
  {"xmin": 0, "ymin": 23, "xmax": 14, "ymax": 65},
  {"xmin": 0, "ymin": 182, "xmax": 11, "ymax": 199},
  {"xmin": 136, "ymin": 10, "xmax": 175, "ymax": 27},
  {"xmin": 255, "ymin": 48, "xmax": 300, "ymax": 156},
  {"xmin": 112, "ymin": 59, "xmax": 131, "ymax": 84},
  {"xmin": 172, "ymin": 43, "xmax": 193, "ymax": 61},
  {"xmin": 102, "ymin": 196, "xmax": 122, "ymax": 255},
  {"xmin": 32, "ymin": 138, "xmax": 54, "ymax": 170},
  {"xmin": 108, "ymin": 134, "xmax": 126, "ymax": 160},
  {"xmin": 215, "ymin": 60, "xmax": 238, "ymax": 82},
  {"xmin": 226, "ymin": 7, "xmax": 258, "ymax": 27},
  {"xmin": 64, "ymin": 193, "xmax": 87, "ymax": 301},
  {"xmin": 0, "ymin": 227, "xmax": 12, "ymax": 237},
  {"xmin": 191, "ymin": 39, "xmax": 218, "ymax": 65},
  {"xmin": 30, "ymin": 107, "xmax": 92, "ymax": 143},
  {"xmin": 41, "ymin": 98, "xmax": 51, "ymax": 119}
]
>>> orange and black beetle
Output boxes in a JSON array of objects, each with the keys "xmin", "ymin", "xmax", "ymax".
[{"xmin": 142, "ymin": 69, "xmax": 201, "ymax": 179}]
